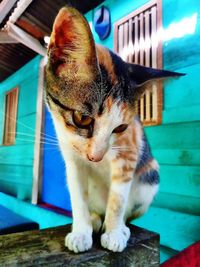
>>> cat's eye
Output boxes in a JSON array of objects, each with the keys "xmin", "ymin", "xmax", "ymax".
[
  {"xmin": 73, "ymin": 111, "xmax": 93, "ymax": 128},
  {"xmin": 112, "ymin": 124, "xmax": 128, "ymax": 134}
]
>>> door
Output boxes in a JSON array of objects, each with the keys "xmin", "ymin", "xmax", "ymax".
[{"xmin": 41, "ymin": 107, "xmax": 71, "ymax": 211}]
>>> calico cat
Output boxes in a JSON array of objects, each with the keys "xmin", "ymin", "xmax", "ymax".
[{"xmin": 45, "ymin": 7, "xmax": 183, "ymax": 253}]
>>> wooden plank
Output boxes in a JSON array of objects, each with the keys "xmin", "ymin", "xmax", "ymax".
[
  {"xmin": 128, "ymin": 18, "xmax": 133, "ymax": 63},
  {"xmin": 134, "ymin": 206, "xmax": 200, "ymax": 251},
  {"xmin": 0, "ymin": 0, "xmax": 18, "ymax": 24},
  {"xmin": 164, "ymin": 63, "xmax": 200, "ymax": 109},
  {"xmin": 118, "ymin": 24, "xmax": 123, "ymax": 56},
  {"xmin": 0, "ymin": 192, "xmax": 72, "ymax": 229},
  {"xmin": 144, "ymin": 10, "xmax": 150, "ymax": 67},
  {"xmin": 139, "ymin": 12, "xmax": 144, "ymax": 65},
  {"xmin": 145, "ymin": 121, "xmax": 200, "ymax": 149},
  {"xmin": 145, "ymin": 90, "xmax": 151, "ymax": 121},
  {"xmin": 153, "ymin": 148, "xmax": 200, "ymax": 166},
  {"xmin": 152, "ymin": 82, "xmax": 158, "ymax": 120},
  {"xmin": 140, "ymin": 95, "xmax": 144, "ymax": 121},
  {"xmin": 0, "ymin": 177, "xmax": 32, "ymax": 187},
  {"xmin": 0, "ymin": 181, "xmax": 32, "ymax": 200},
  {"xmin": 162, "ymin": 104, "xmax": 200, "ymax": 124},
  {"xmin": 151, "ymin": 6, "xmax": 157, "ymax": 68},
  {"xmin": 154, "ymin": 192, "xmax": 200, "ymax": 215},
  {"xmin": 32, "ymin": 58, "xmax": 45, "ymax": 204},
  {"xmin": 159, "ymin": 165, "xmax": 200, "ymax": 198},
  {"xmin": 5, "ymin": 0, "xmax": 33, "ymax": 25},
  {"xmin": 0, "ymin": 224, "xmax": 159, "ymax": 266},
  {"xmin": 16, "ymin": 113, "xmax": 37, "ymax": 137},
  {"xmin": 124, "ymin": 21, "xmax": 129, "ymax": 61},
  {"xmin": 0, "ymin": 31, "xmax": 19, "ymax": 43},
  {"xmin": 7, "ymin": 23, "xmax": 46, "ymax": 56},
  {"xmin": 134, "ymin": 16, "xmax": 139, "ymax": 63}
]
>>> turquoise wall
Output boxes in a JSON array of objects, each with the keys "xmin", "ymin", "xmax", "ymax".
[
  {"xmin": 0, "ymin": 56, "xmax": 41, "ymax": 200},
  {"xmin": 86, "ymin": 0, "xmax": 200, "ymax": 262}
]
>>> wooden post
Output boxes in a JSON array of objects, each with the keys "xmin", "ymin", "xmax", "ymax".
[{"xmin": 0, "ymin": 224, "xmax": 159, "ymax": 266}]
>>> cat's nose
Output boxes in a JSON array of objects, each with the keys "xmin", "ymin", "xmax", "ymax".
[{"xmin": 87, "ymin": 153, "xmax": 103, "ymax": 162}]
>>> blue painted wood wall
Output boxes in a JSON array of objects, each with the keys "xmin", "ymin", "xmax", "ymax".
[{"xmin": 0, "ymin": 56, "xmax": 41, "ymax": 201}]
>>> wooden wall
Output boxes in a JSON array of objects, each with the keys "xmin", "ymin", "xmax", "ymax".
[{"xmin": 0, "ymin": 56, "xmax": 41, "ymax": 201}]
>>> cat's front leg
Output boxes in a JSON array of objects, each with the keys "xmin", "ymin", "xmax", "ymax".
[
  {"xmin": 65, "ymin": 160, "xmax": 92, "ymax": 253},
  {"xmin": 101, "ymin": 158, "xmax": 135, "ymax": 252}
]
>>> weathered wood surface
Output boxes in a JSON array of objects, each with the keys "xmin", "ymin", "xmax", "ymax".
[{"xmin": 0, "ymin": 224, "xmax": 159, "ymax": 266}]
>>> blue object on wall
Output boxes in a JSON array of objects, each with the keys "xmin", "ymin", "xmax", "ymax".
[
  {"xmin": 41, "ymin": 107, "xmax": 71, "ymax": 211},
  {"xmin": 93, "ymin": 6, "xmax": 111, "ymax": 40}
]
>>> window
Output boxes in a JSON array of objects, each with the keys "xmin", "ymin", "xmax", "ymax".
[
  {"xmin": 114, "ymin": 0, "xmax": 162, "ymax": 125},
  {"xmin": 3, "ymin": 87, "xmax": 19, "ymax": 145}
]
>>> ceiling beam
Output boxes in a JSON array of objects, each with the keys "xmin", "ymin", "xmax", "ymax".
[
  {"xmin": 7, "ymin": 23, "xmax": 46, "ymax": 56},
  {"xmin": 0, "ymin": 0, "xmax": 18, "ymax": 24},
  {"xmin": 7, "ymin": 0, "xmax": 34, "ymax": 25},
  {"xmin": 0, "ymin": 30, "xmax": 19, "ymax": 43}
]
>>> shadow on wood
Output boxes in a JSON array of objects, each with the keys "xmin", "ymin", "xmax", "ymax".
[{"xmin": 0, "ymin": 224, "xmax": 159, "ymax": 266}]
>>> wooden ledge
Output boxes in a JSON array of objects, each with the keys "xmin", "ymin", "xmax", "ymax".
[{"xmin": 0, "ymin": 224, "xmax": 159, "ymax": 266}]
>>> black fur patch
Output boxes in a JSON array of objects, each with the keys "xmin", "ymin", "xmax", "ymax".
[
  {"xmin": 139, "ymin": 169, "xmax": 159, "ymax": 185},
  {"xmin": 136, "ymin": 132, "xmax": 153, "ymax": 170}
]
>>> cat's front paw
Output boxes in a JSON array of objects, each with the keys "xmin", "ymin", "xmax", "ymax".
[
  {"xmin": 101, "ymin": 225, "xmax": 130, "ymax": 252},
  {"xmin": 65, "ymin": 232, "xmax": 92, "ymax": 253}
]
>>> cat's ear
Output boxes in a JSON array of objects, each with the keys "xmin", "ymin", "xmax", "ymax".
[
  {"xmin": 128, "ymin": 63, "xmax": 185, "ymax": 87},
  {"xmin": 48, "ymin": 7, "xmax": 99, "ymax": 79}
]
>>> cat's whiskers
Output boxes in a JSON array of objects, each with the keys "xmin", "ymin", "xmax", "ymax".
[
  {"xmin": 13, "ymin": 138, "xmax": 59, "ymax": 146},
  {"xmin": 111, "ymin": 146, "xmax": 132, "ymax": 152},
  {"xmin": 1, "ymin": 110, "xmax": 70, "ymax": 146},
  {"xmin": 0, "ymin": 110, "xmax": 58, "ymax": 141},
  {"xmin": 8, "ymin": 131, "xmax": 58, "ymax": 144}
]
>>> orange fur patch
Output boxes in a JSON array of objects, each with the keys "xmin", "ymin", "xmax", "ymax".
[{"xmin": 105, "ymin": 192, "xmax": 124, "ymax": 231}]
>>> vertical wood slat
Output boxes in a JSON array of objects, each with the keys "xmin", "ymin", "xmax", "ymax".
[
  {"xmin": 3, "ymin": 87, "xmax": 18, "ymax": 145},
  {"xmin": 134, "ymin": 16, "xmax": 139, "ymax": 64},
  {"xmin": 128, "ymin": 18, "xmax": 133, "ymax": 63},
  {"xmin": 10, "ymin": 92, "xmax": 14, "ymax": 143},
  {"xmin": 133, "ymin": 17, "xmax": 139, "ymax": 113},
  {"xmin": 146, "ymin": 90, "xmax": 151, "ymax": 121},
  {"xmin": 152, "ymin": 82, "xmax": 158, "ymax": 120},
  {"xmin": 118, "ymin": 24, "xmax": 123, "ymax": 55},
  {"xmin": 151, "ymin": 6, "xmax": 158, "ymax": 121},
  {"xmin": 4, "ymin": 94, "xmax": 9, "ymax": 143},
  {"xmin": 139, "ymin": 13, "xmax": 144, "ymax": 65},
  {"xmin": 144, "ymin": 10, "xmax": 150, "ymax": 67},
  {"xmin": 124, "ymin": 22, "xmax": 129, "ymax": 61},
  {"xmin": 139, "ymin": 11, "xmax": 144, "ymax": 120},
  {"xmin": 151, "ymin": 6, "xmax": 157, "ymax": 68},
  {"xmin": 144, "ymin": 10, "xmax": 151, "ymax": 122},
  {"xmin": 140, "ymin": 96, "xmax": 144, "ymax": 121}
]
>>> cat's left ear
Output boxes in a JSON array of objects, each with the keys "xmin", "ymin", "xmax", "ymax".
[
  {"xmin": 48, "ymin": 7, "xmax": 99, "ymax": 80},
  {"xmin": 128, "ymin": 63, "xmax": 185, "ymax": 87}
]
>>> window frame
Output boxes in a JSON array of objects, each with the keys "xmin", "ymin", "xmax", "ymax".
[
  {"xmin": 3, "ymin": 87, "xmax": 19, "ymax": 146},
  {"xmin": 114, "ymin": 0, "xmax": 163, "ymax": 125}
]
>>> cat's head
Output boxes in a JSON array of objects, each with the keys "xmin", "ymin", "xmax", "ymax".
[{"xmin": 46, "ymin": 7, "xmax": 184, "ymax": 162}]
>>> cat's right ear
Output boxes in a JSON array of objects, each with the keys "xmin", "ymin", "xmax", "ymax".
[
  {"xmin": 48, "ymin": 7, "xmax": 99, "ymax": 80},
  {"xmin": 127, "ymin": 63, "xmax": 185, "ymax": 100}
]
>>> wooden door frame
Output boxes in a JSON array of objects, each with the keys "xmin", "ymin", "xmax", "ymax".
[{"xmin": 32, "ymin": 57, "xmax": 46, "ymax": 204}]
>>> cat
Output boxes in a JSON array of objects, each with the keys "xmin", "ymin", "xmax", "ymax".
[{"xmin": 45, "ymin": 7, "xmax": 183, "ymax": 253}]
